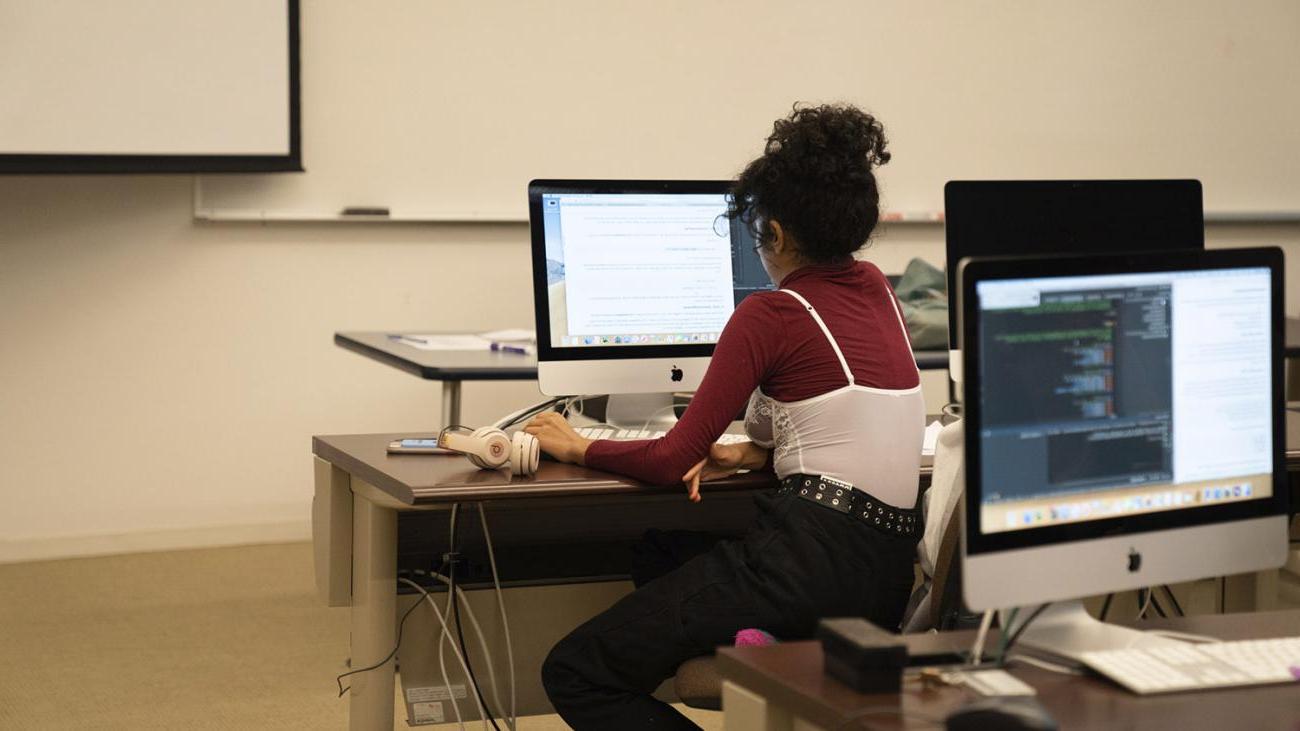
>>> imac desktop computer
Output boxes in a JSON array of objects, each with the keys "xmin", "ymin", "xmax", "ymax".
[
  {"xmin": 943, "ymin": 180, "xmax": 1205, "ymax": 390},
  {"xmin": 958, "ymin": 247, "xmax": 1289, "ymax": 669},
  {"xmin": 528, "ymin": 179, "xmax": 772, "ymax": 426}
]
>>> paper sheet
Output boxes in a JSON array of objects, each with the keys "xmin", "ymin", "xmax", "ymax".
[
  {"xmin": 396, "ymin": 334, "xmax": 490, "ymax": 351},
  {"xmin": 479, "ymin": 328, "xmax": 536, "ymax": 342},
  {"xmin": 921, "ymin": 420, "xmax": 943, "ymax": 456},
  {"xmin": 390, "ymin": 327, "xmax": 536, "ymax": 351}
]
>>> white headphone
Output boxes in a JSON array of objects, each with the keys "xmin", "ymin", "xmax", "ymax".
[{"xmin": 438, "ymin": 427, "xmax": 539, "ymax": 477}]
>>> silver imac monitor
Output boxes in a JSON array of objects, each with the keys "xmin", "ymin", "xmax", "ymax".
[
  {"xmin": 528, "ymin": 180, "xmax": 772, "ymax": 419},
  {"xmin": 959, "ymin": 247, "xmax": 1287, "ymax": 659}
]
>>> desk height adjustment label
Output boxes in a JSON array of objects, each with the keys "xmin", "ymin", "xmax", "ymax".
[
  {"xmin": 411, "ymin": 701, "xmax": 444, "ymax": 724},
  {"xmin": 406, "ymin": 684, "xmax": 467, "ymax": 703}
]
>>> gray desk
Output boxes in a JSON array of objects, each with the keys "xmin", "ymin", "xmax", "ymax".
[
  {"xmin": 340, "ymin": 319, "xmax": 1300, "ymax": 427},
  {"xmin": 334, "ymin": 330, "xmax": 951, "ymax": 425},
  {"xmin": 339, "ymin": 319, "xmax": 1300, "ymax": 426},
  {"xmin": 335, "ymin": 332, "xmax": 537, "ymax": 425}
]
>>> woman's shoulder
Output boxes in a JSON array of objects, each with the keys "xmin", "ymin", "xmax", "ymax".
[
  {"xmin": 714, "ymin": 292, "xmax": 797, "ymax": 352},
  {"xmin": 742, "ymin": 288, "xmax": 818, "ymax": 314},
  {"xmin": 734, "ymin": 289, "xmax": 788, "ymax": 317},
  {"xmin": 723, "ymin": 290, "xmax": 805, "ymax": 332},
  {"xmin": 852, "ymin": 258, "xmax": 889, "ymax": 283},
  {"xmin": 849, "ymin": 260, "xmax": 901, "ymax": 302}
]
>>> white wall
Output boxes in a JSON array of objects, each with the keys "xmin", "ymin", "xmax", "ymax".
[
  {"xmin": 3, "ymin": 0, "xmax": 1300, "ymax": 563},
  {"xmin": 200, "ymin": 0, "xmax": 1300, "ymax": 218},
  {"xmin": 0, "ymin": 176, "xmax": 546, "ymax": 561},
  {"xmin": 2, "ymin": 176, "xmax": 1295, "ymax": 562}
]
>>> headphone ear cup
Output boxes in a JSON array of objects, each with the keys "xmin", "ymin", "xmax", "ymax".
[
  {"xmin": 510, "ymin": 431, "xmax": 539, "ymax": 477},
  {"xmin": 525, "ymin": 433, "xmax": 539, "ymax": 475},
  {"xmin": 468, "ymin": 427, "xmax": 511, "ymax": 470}
]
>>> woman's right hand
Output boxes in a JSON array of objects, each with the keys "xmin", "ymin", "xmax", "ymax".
[
  {"xmin": 681, "ymin": 440, "xmax": 769, "ymax": 502},
  {"xmin": 521, "ymin": 412, "xmax": 592, "ymax": 465}
]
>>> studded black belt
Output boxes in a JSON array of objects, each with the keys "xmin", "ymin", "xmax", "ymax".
[{"xmin": 778, "ymin": 474, "xmax": 920, "ymax": 538}]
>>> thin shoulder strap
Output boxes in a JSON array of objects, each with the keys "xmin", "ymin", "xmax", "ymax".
[{"xmin": 779, "ymin": 288, "xmax": 854, "ymax": 385}]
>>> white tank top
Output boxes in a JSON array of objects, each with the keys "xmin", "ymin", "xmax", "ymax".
[{"xmin": 744, "ymin": 288, "xmax": 926, "ymax": 509}]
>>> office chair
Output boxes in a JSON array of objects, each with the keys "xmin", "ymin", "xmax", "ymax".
[
  {"xmin": 902, "ymin": 418, "xmax": 971, "ymax": 631},
  {"xmin": 674, "ymin": 656, "xmax": 723, "ymax": 711}
]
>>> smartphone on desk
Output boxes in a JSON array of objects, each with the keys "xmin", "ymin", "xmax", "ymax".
[{"xmin": 386, "ymin": 438, "xmax": 454, "ymax": 455}]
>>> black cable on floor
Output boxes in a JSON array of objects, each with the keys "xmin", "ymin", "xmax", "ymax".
[
  {"xmin": 1099, "ymin": 593, "xmax": 1114, "ymax": 621},
  {"xmin": 335, "ymin": 589, "xmax": 423, "ymax": 697},
  {"xmin": 335, "ymin": 561, "xmax": 447, "ymax": 698}
]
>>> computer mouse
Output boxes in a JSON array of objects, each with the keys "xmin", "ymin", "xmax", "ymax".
[{"xmin": 945, "ymin": 696, "xmax": 1058, "ymax": 731}]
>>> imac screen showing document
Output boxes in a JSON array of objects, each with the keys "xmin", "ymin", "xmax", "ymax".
[
  {"xmin": 976, "ymin": 267, "xmax": 1274, "ymax": 533},
  {"xmin": 540, "ymin": 193, "xmax": 771, "ymax": 348}
]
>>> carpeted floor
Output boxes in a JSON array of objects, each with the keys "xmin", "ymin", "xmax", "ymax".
[
  {"xmin": 5, "ymin": 540, "xmax": 1294, "ymax": 729},
  {"xmin": 0, "ymin": 542, "xmax": 721, "ymax": 730}
]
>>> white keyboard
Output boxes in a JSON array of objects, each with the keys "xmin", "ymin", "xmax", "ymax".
[
  {"xmin": 574, "ymin": 427, "xmax": 750, "ymax": 445},
  {"xmin": 1080, "ymin": 637, "xmax": 1300, "ymax": 694}
]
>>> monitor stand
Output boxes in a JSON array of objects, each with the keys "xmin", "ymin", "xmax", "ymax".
[
  {"xmin": 606, "ymin": 393, "xmax": 679, "ymax": 430},
  {"xmin": 1011, "ymin": 601, "xmax": 1183, "ymax": 663}
]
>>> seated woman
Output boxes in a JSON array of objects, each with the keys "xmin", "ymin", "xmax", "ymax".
[{"xmin": 524, "ymin": 103, "xmax": 925, "ymax": 731}]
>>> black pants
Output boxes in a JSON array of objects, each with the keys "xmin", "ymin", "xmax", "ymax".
[{"xmin": 541, "ymin": 489, "xmax": 918, "ymax": 730}]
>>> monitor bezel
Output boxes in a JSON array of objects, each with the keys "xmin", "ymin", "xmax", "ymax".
[
  {"xmin": 960, "ymin": 247, "xmax": 1286, "ymax": 556},
  {"xmin": 528, "ymin": 178, "xmax": 740, "ymax": 363}
]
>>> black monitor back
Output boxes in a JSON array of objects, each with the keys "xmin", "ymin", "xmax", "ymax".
[{"xmin": 944, "ymin": 179, "xmax": 1204, "ymax": 348}]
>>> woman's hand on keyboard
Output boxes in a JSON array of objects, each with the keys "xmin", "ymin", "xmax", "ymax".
[
  {"xmin": 681, "ymin": 441, "xmax": 768, "ymax": 502},
  {"xmin": 523, "ymin": 412, "xmax": 593, "ymax": 465}
]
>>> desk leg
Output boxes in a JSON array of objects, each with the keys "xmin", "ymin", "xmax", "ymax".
[
  {"xmin": 350, "ymin": 492, "xmax": 398, "ymax": 730},
  {"xmin": 722, "ymin": 680, "xmax": 795, "ymax": 731},
  {"xmin": 441, "ymin": 381, "xmax": 462, "ymax": 427}
]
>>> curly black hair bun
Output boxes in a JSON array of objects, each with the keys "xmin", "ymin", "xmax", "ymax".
[
  {"xmin": 730, "ymin": 103, "xmax": 890, "ymax": 263},
  {"xmin": 768, "ymin": 103, "xmax": 891, "ymax": 176}
]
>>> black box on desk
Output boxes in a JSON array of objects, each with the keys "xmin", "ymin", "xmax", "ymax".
[{"xmin": 817, "ymin": 617, "xmax": 908, "ymax": 694}]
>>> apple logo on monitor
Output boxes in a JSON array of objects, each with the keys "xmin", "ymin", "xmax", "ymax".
[{"xmin": 670, "ymin": 365, "xmax": 683, "ymax": 382}]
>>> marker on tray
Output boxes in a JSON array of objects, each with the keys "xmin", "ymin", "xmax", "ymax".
[
  {"xmin": 491, "ymin": 342, "xmax": 532, "ymax": 355},
  {"xmin": 340, "ymin": 206, "xmax": 391, "ymax": 217}
]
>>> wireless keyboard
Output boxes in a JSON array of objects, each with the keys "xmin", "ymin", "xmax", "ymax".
[{"xmin": 1080, "ymin": 637, "xmax": 1300, "ymax": 694}]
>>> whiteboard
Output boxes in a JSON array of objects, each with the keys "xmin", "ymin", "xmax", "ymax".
[
  {"xmin": 196, "ymin": 0, "xmax": 1300, "ymax": 221},
  {"xmin": 0, "ymin": 0, "xmax": 292, "ymax": 161}
]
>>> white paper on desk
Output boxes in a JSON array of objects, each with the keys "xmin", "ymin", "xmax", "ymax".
[
  {"xmin": 402, "ymin": 334, "xmax": 491, "ymax": 350},
  {"xmin": 921, "ymin": 420, "xmax": 943, "ymax": 456},
  {"xmin": 479, "ymin": 328, "xmax": 536, "ymax": 342}
]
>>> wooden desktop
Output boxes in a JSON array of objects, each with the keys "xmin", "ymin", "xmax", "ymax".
[{"xmin": 718, "ymin": 609, "xmax": 1300, "ymax": 730}]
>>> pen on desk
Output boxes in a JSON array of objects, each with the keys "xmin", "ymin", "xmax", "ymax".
[{"xmin": 490, "ymin": 342, "xmax": 532, "ymax": 355}]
